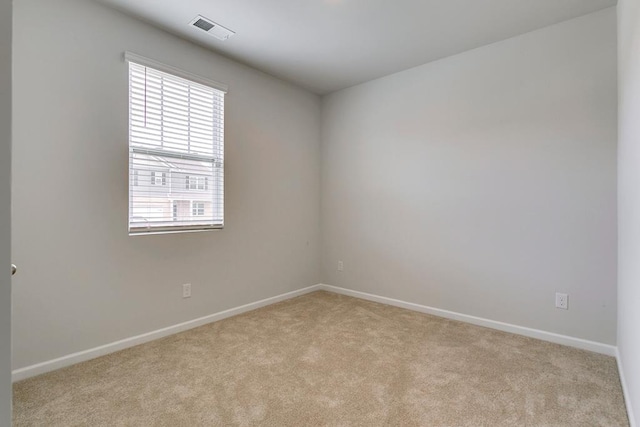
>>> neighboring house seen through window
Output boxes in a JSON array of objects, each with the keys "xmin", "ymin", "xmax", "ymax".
[{"xmin": 127, "ymin": 53, "xmax": 226, "ymax": 234}]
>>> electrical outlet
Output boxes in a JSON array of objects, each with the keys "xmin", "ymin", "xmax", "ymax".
[
  {"xmin": 555, "ymin": 292, "xmax": 568, "ymax": 310},
  {"xmin": 337, "ymin": 260, "xmax": 344, "ymax": 271},
  {"xmin": 182, "ymin": 283, "xmax": 192, "ymax": 299}
]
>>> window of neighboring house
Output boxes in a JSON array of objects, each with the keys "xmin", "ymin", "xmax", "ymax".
[
  {"xmin": 192, "ymin": 202, "xmax": 205, "ymax": 216},
  {"xmin": 151, "ymin": 171, "xmax": 167, "ymax": 186},
  {"xmin": 127, "ymin": 53, "xmax": 226, "ymax": 234},
  {"xmin": 185, "ymin": 175, "xmax": 206, "ymax": 190}
]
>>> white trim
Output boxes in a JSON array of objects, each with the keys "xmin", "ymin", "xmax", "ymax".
[
  {"xmin": 12, "ymin": 283, "xmax": 620, "ymax": 383},
  {"xmin": 12, "ymin": 284, "xmax": 322, "ymax": 382},
  {"xmin": 318, "ymin": 284, "xmax": 617, "ymax": 356},
  {"xmin": 124, "ymin": 51, "xmax": 228, "ymax": 93},
  {"xmin": 616, "ymin": 348, "xmax": 637, "ymax": 427}
]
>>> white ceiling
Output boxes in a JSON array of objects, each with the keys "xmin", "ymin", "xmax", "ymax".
[{"xmin": 96, "ymin": 0, "xmax": 616, "ymax": 94}]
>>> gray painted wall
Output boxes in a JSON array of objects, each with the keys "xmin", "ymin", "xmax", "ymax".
[
  {"xmin": 11, "ymin": 0, "xmax": 621, "ymax": 383},
  {"xmin": 12, "ymin": 0, "xmax": 321, "ymax": 369},
  {"xmin": 321, "ymin": 9, "xmax": 618, "ymax": 344},
  {"xmin": 0, "ymin": 0, "xmax": 12, "ymax": 422},
  {"xmin": 617, "ymin": 0, "xmax": 640, "ymax": 423}
]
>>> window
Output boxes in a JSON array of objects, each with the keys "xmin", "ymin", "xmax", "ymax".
[
  {"xmin": 151, "ymin": 171, "xmax": 166, "ymax": 186},
  {"xmin": 192, "ymin": 202, "xmax": 205, "ymax": 216},
  {"xmin": 185, "ymin": 175, "xmax": 207, "ymax": 190},
  {"xmin": 127, "ymin": 53, "xmax": 226, "ymax": 234}
]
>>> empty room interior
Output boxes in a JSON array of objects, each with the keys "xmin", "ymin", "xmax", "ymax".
[{"xmin": 2, "ymin": 0, "xmax": 640, "ymax": 425}]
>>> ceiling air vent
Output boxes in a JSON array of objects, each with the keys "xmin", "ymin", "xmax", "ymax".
[{"xmin": 189, "ymin": 15, "xmax": 235, "ymax": 41}]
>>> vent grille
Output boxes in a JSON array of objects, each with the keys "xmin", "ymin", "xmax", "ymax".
[
  {"xmin": 189, "ymin": 15, "xmax": 235, "ymax": 41},
  {"xmin": 193, "ymin": 18, "xmax": 215, "ymax": 32}
]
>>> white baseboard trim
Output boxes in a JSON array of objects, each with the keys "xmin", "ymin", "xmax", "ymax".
[
  {"xmin": 616, "ymin": 348, "xmax": 637, "ymax": 427},
  {"xmin": 11, "ymin": 283, "xmax": 618, "ymax": 382},
  {"xmin": 12, "ymin": 284, "xmax": 323, "ymax": 382},
  {"xmin": 319, "ymin": 284, "xmax": 617, "ymax": 357}
]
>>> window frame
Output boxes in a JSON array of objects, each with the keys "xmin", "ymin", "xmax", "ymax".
[{"xmin": 126, "ymin": 52, "xmax": 227, "ymax": 235}]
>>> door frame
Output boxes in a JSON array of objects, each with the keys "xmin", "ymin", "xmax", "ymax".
[{"xmin": 0, "ymin": 0, "xmax": 13, "ymax": 425}]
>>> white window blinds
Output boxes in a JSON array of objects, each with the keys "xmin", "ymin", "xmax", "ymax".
[{"xmin": 127, "ymin": 54, "xmax": 226, "ymax": 234}]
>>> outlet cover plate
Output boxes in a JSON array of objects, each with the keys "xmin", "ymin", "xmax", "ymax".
[
  {"xmin": 555, "ymin": 292, "xmax": 568, "ymax": 310},
  {"xmin": 183, "ymin": 283, "xmax": 192, "ymax": 298}
]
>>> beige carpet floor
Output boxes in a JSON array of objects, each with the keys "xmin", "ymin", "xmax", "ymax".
[{"xmin": 13, "ymin": 291, "xmax": 628, "ymax": 426}]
